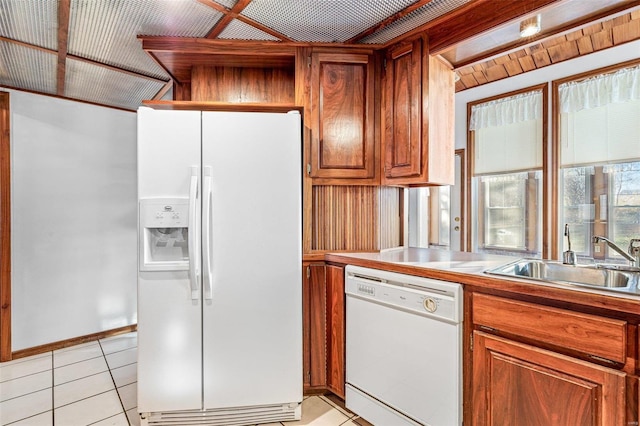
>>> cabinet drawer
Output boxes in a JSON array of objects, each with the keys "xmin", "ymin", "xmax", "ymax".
[{"xmin": 472, "ymin": 293, "xmax": 627, "ymax": 363}]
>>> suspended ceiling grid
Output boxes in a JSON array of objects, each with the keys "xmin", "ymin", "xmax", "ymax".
[{"xmin": 0, "ymin": 0, "xmax": 638, "ymax": 111}]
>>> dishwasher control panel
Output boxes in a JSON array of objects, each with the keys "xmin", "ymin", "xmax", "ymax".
[{"xmin": 346, "ymin": 265, "xmax": 462, "ymax": 323}]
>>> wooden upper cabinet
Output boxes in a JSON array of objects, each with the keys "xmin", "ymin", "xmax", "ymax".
[
  {"xmin": 309, "ymin": 51, "xmax": 377, "ymax": 183},
  {"xmin": 384, "ymin": 39, "xmax": 422, "ymax": 179},
  {"xmin": 383, "ymin": 36, "xmax": 455, "ymax": 186}
]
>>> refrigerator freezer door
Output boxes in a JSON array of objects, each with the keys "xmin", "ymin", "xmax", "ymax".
[
  {"xmin": 137, "ymin": 108, "xmax": 203, "ymax": 413},
  {"xmin": 201, "ymin": 111, "xmax": 302, "ymax": 409}
]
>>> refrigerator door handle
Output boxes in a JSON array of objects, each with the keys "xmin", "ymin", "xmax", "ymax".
[
  {"xmin": 202, "ymin": 166, "xmax": 214, "ymax": 300},
  {"xmin": 188, "ymin": 166, "xmax": 200, "ymax": 300}
]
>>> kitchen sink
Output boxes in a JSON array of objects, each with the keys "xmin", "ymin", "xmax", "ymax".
[{"xmin": 486, "ymin": 258, "xmax": 640, "ymax": 293}]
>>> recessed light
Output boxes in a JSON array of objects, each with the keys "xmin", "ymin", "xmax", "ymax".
[{"xmin": 520, "ymin": 15, "xmax": 541, "ymax": 38}]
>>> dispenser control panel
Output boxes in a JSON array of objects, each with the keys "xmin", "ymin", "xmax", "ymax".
[{"xmin": 140, "ymin": 199, "xmax": 189, "ymax": 228}]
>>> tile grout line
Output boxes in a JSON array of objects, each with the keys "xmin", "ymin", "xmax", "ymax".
[
  {"xmin": 97, "ymin": 339, "xmax": 129, "ymax": 424},
  {"xmin": 50, "ymin": 350, "xmax": 55, "ymax": 426}
]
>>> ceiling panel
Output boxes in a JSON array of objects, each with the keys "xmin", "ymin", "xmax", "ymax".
[
  {"xmin": 212, "ymin": 0, "xmax": 238, "ymax": 8},
  {"xmin": 65, "ymin": 58, "xmax": 165, "ymax": 110},
  {"xmin": 359, "ymin": 0, "xmax": 472, "ymax": 44},
  {"xmin": 0, "ymin": 0, "xmax": 58, "ymax": 50},
  {"xmin": 0, "ymin": 40, "xmax": 57, "ymax": 94},
  {"xmin": 218, "ymin": 19, "xmax": 280, "ymax": 41},
  {"xmin": 68, "ymin": 0, "xmax": 224, "ymax": 80},
  {"xmin": 241, "ymin": 0, "xmax": 417, "ymax": 42}
]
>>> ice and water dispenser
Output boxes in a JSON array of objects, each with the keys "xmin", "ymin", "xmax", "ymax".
[{"xmin": 139, "ymin": 198, "xmax": 190, "ymax": 271}]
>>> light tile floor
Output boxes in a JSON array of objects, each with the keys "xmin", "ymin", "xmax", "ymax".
[{"xmin": 0, "ymin": 332, "xmax": 371, "ymax": 426}]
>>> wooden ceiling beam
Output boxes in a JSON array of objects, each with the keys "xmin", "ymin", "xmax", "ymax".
[
  {"xmin": 56, "ymin": 0, "xmax": 71, "ymax": 96},
  {"xmin": 346, "ymin": 0, "xmax": 433, "ymax": 44},
  {"xmin": 233, "ymin": 15, "xmax": 293, "ymax": 42},
  {"xmin": 152, "ymin": 80, "xmax": 175, "ymax": 101},
  {"xmin": 198, "ymin": 0, "xmax": 292, "ymax": 42},
  {"xmin": 450, "ymin": 1, "xmax": 640, "ymax": 69},
  {"xmin": 206, "ymin": 0, "xmax": 253, "ymax": 39},
  {"xmin": 0, "ymin": 35, "xmax": 167, "ymax": 85},
  {"xmin": 425, "ymin": 0, "xmax": 561, "ymax": 54}
]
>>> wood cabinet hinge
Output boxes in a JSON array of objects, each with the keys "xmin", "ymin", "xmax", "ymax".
[
  {"xmin": 470, "ymin": 333, "xmax": 473, "ymax": 351},
  {"xmin": 306, "ymin": 163, "xmax": 311, "ymax": 175},
  {"xmin": 306, "ymin": 371, "xmax": 311, "ymax": 382},
  {"xmin": 307, "ymin": 56, "xmax": 311, "ymax": 67},
  {"xmin": 306, "ymin": 265, "xmax": 310, "ymax": 279},
  {"xmin": 383, "ymin": 58, "xmax": 387, "ymax": 70}
]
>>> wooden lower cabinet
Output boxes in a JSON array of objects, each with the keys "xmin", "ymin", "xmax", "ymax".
[
  {"xmin": 472, "ymin": 331, "xmax": 626, "ymax": 426},
  {"xmin": 326, "ymin": 264, "xmax": 346, "ymax": 398},
  {"xmin": 303, "ymin": 263, "xmax": 326, "ymax": 391}
]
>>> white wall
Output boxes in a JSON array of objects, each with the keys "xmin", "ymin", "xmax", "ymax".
[
  {"xmin": 455, "ymin": 39, "xmax": 640, "ymax": 150},
  {"xmin": 8, "ymin": 89, "xmax": 137, "ymax": 351}
]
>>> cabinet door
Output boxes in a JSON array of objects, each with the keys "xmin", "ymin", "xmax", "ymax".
[
  {"xmin": 382, "ymin": 37, "xmax": 455, "ymax": 186},
  {"xmin": 310, "ymin": 52, "xmax": 376, "ymax": 182},
  {"xmin": 472, "ymin": 331, "xmax": 626, "ymax": 426},
  {"xmin": 303, "ymin": 263, "xmax": 326, "ymax": 390},
  {"xmin": 383, "ymin": 38, "xmax": 422, "ymax": 179},
  {"xmin": 326, "ymin": 264, "xmax": 345, "ymax": 398}
]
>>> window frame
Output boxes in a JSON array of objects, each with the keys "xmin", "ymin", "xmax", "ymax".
[
  {"xmin": 551, "ymin": 58, "xmax": 640, "ymax": 260},
  {"xmin": 467, "ymin": 83, "xmax": 548, "ymax": 256}
]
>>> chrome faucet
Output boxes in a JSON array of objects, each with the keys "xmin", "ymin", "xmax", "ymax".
[
  {"xmin": 629, "ymin": 239, "xmax": 640, "ymax": 267},
  {"xmin": 562, "ymin": 224, "xmax": 576, "ymax": 265},
  {"xmin": 592, "ymin": 236, "xmax": 639, "ymax": 267}
]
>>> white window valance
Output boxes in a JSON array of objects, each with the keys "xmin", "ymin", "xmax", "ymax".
[
  {"xmin": 469, "ymin": 90, "xmax": 542, "ymax": 131},
  {"xmin": 559, "ymin": 65, "xmax": 640, "ymax": 114}
]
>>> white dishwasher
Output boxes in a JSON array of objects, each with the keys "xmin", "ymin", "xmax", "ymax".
[{"xmin": 345, "ymin": 265, "xmax": 463, "ymax": 426}]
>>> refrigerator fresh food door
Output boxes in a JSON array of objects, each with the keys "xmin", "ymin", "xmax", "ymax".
[
  {"xmin": 137, "ymin": 108, "xmax": 203, "ymax": 413},
  {"xmin": 201, "ymin": 111, "xmax": 303, "ymax": 409}
]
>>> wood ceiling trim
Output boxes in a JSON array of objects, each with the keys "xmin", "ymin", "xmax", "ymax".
[
  {"xmin": 197, "ymin": 0, "xmax": 292, "ymax": 42},
  {"xmin": 424, "ymin": 0, "xmax": 561, "ymax": 54},
  {"xmin": 0, "ymin": 35, "xmax": 53, "ymax": 55},
  {"xmin": 66, "ymin": 54, "xmax": 168, "ymax": 84},
  {"xmin": 206, "ymin": 0, "xmax": 253, "ymax": 39},
  {"xmin": 56, "ymin": 0, "xmax": 71, "ymax": 96},
  {"xmin": 345, "ymin": 0, "xmax": 433, "ymax": 44},
  {"xmin": 233, "ymin": 15, "xmax": 293, "ymax": 42},
  {"xmin": 152, "ymin": 80, "xmax": 174, "ymax": 100},
  {"xmin": 0, "ymin": 35, "xmax": 168, "ymax": 85},
  {"xmin": 139, "ymin": 36, "xmax": 378, "ymax": 52},
  {"xmin": 454, "ymin": 10, "xmax": 640, "ymax": 92},
  {"xmin": 451, "ymin": 1, "xmax": 640, "ymax": 69}
]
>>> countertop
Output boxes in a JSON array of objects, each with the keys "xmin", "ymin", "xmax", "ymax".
[{"xmin": 325, "ymin": 247, "xmax": 640, "ymax": 315}]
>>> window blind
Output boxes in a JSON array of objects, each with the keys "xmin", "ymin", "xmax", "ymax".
[
  {"xmin": 471, "ymin": 90, "xmax": 543, "ymax": 175},
  {"xmin": 559, "ymin": 65, "xmax": 640, "ymax": 167}
]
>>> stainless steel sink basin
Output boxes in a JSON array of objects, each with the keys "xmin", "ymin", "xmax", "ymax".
[{"xmin": 486, "ymin": 258, "xmax": 640, "ymax": 293}]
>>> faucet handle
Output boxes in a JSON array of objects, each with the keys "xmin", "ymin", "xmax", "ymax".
[{"xmin": 629, "ymin": 239, "xmax": 640, "ymax": 256}]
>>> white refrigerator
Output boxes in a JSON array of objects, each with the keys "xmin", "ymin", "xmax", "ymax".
[{"xmin": 136, "ymin": 107, "xmax": 302, "ymax": 425}]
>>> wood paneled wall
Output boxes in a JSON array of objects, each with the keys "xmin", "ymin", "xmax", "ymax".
[
  {"xmin": 191, "ymin": 65, "xmax": 295, "ymax": 103},
  {"xmin": 312, "ymin": 185, "xmax": 402, "ymax": 251}
]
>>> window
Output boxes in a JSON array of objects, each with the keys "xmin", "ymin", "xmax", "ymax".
[
  {"xmin": 608, "ymin": 163, "xmax": 640, "ymax": 253},
  {"xmin": 561, "ymin": 166, "xmax": 593, "ymax": 256},
  {"xmin": 557, "ymin": 64, "xmax": 640, "ymax": 263},
  {"xmin": 407, "ymin": 186, "xmax": 451, "ymax": 249},
  {"xmin": 469, "ymin": 86, "xmax": 546, "ymax": 257}
]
